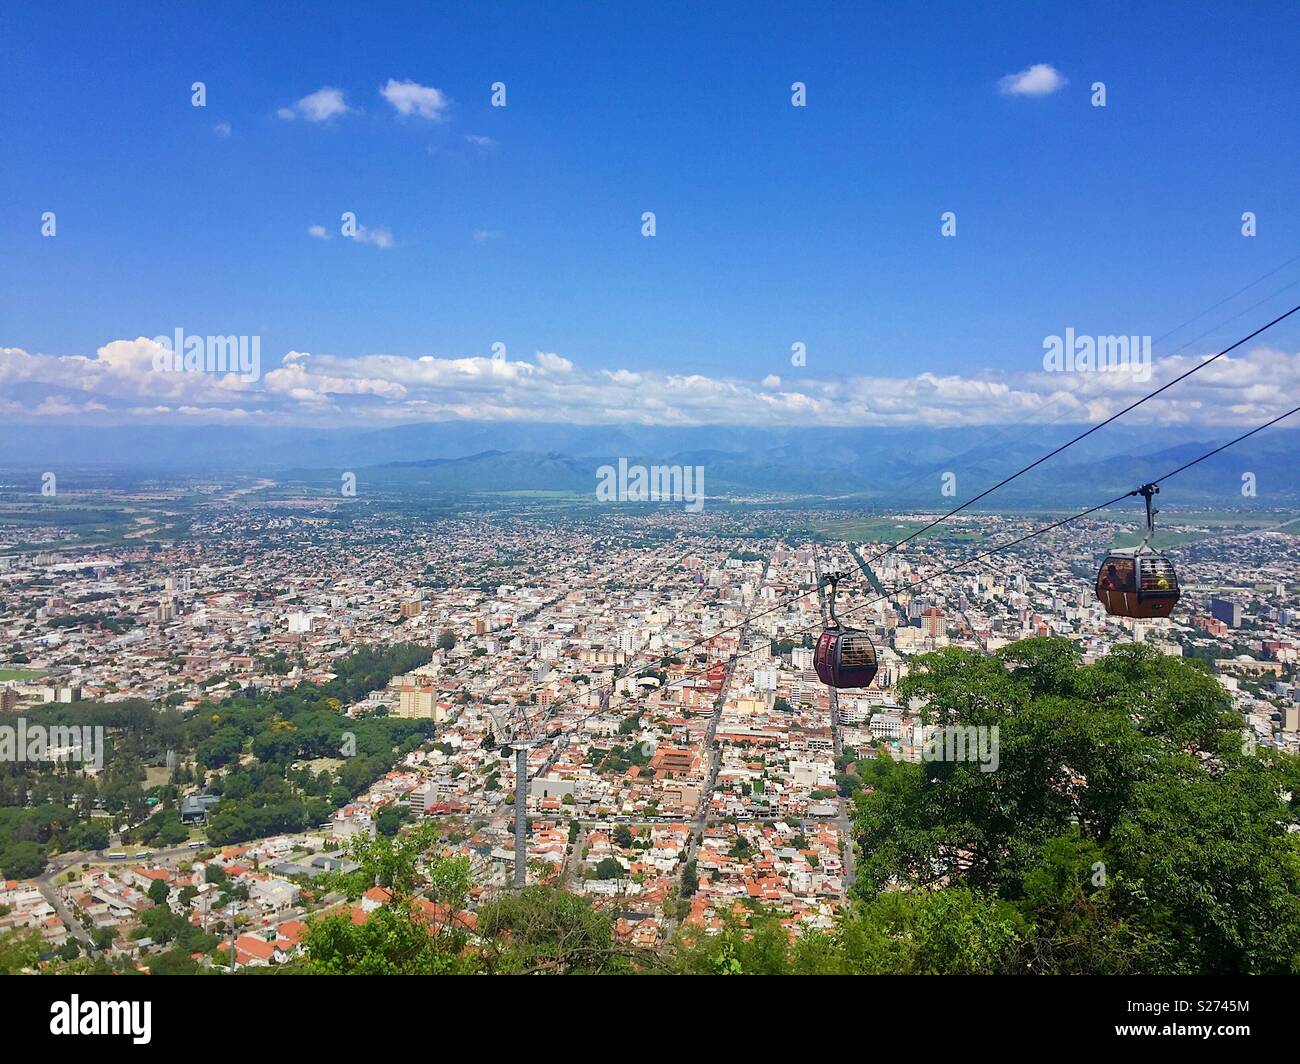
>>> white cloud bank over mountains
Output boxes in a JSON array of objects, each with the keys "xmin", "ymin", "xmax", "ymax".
[{"xmin": 1, "ymin": 337, "xmax": 1296, "ymax": 429}]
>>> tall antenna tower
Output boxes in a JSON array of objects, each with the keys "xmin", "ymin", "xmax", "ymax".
[
  {"xmin": 228, "ymin": 901, "xmax": 237, "ymax": 971},
  {"xmin": 491, "ymin": 702, "xmax": 536, "ymax": 890},
  {"xmin": 510, "ymin": 738, "xmax": 536, "ymax": 888}
]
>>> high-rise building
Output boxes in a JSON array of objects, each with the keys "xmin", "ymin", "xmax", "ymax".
[
  {"xmin": 1211, "ymin": 598, "xmax": 1243, "ymax": 628},
  {"xmin": 390, "ymin": 676, "xmax": 447, "ymax": 722}
]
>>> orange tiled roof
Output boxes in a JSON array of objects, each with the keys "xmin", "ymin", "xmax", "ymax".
[{"xmin": 234, "ymin": 934, "xmax": 276, "ymax": 961}]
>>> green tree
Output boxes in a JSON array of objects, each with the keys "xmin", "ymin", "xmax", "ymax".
[
  {"xmin": 681, "ymin": 859, "xmax": 699, "ymax": 898},
  {"xmin": 301, "ymin": 905, "xmax": 471, "ymax": 975},
  {"xmin": 375, "ymin": 807, "xmax": 402, "ymax": 837},
  {"xmin": 149, "ymin": 947, "xmax": 200, "ymax": 975},
  {"xmin": 675, "ymin": 910, "xmax": 793, "ymax": 975},
  {"xmin": 478, "ymin": 886, "xmax": 639, "ymax": 974},
  {"xmin": 300, "ymin": 823, "xmax": 474, "ymax": 975},
  {"xmin": 594, "ymin": 857, "xmax": 623, "ymax": 880},
  {"xmin": 0, "ymin": 928, "xmax": 43, "ymax": 973},
  {"xmin": 852, "ymin": 638, "xmax": 1300, "ymax": 974},
  {"xmin": 0, "ymin": 840, "xmax": 46, "ymax": 880}
]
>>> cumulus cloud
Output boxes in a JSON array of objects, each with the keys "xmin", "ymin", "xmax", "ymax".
[
  {"xmin": 380, "ymin": 79, "xmax": 449, "ymax": 120},
  {"xmin": 535, "ymin": 352, "xmax": 573, "ymax": 373},
  {"xmin": 3, "ymin": 339, "xmax": 1298, "ymax": 430},
  {"xmin": 0, "ymin": 337, "xmax": 262, "ymax": 416},
  {"xmin": 999, "ymin": 63, "xmax": 1067, "ymax": 97},
  {"xmin": 278, "ymin": 87, "xmax": 350, "ymax": 122},
  {"xmin": 264, "ymin": 354, "xmax": 408, "ymax": 400}
]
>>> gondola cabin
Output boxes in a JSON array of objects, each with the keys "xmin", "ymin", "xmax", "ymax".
[
  {"xmin": 1095, "ymin": 483, "xmax": 1180, "ymax": 620},
  {"xmin": 1095, "ymin": 547, "xmax": 1179, "ymax": 619},
  {"xmin": 814, "ymin": 627, "xmax": 879, "ymax": 688}
]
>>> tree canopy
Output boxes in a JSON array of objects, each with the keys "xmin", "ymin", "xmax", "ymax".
[{"xmin": 845, "ymin": 638, "xmax": 1300, "ymax": 974}]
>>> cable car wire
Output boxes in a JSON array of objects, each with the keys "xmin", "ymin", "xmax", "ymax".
[
  {"xmin": 841, "ymin": 301, "xmax": 1300, "ymax": 579},
  {"xmin": 452, "ymin": 292, "xmax": 1300, "ymax": 758},
  {"xmin": 952, "ymin": 270, "xmax": 1300, "ymax": 497},
  {"xmin": 1149, "ymin": 251, "xmax": 1300, "ymax": 351},
  {"xmin": 514, "ymin": 296, "xmax": 1300, "ymax": 728},
  {"xmin": 738, "ymin": 401, "xmax": 1300, "ymax": 669},
  {"xmin": 523, "ymin": 401, "xmax": 1300, "ymax": 750}
]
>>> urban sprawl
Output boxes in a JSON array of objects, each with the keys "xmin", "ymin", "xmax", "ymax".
[{"xmin": 2, "ymin": 496, "xmax": 1297, "ymax": 969}]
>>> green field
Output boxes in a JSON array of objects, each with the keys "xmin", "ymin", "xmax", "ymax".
[
  {"xmin": 0, "ymin": 667, "xmax": 46, "ymax": 681},
  {"xmin": 812, "ymin": 517, "xmax": 932, "ymax": 542},
  {"xmin": 484, "ymin": 490, "xmax": 587, "ymax": 499},
  {"xmin": 1105, "ymin": 511, "xmax": 1300, "ymax": 550}
]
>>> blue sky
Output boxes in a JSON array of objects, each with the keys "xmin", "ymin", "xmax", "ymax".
[{"xmin": 2, "ymin": 1, "xmax": 1299, "ymax": 426}]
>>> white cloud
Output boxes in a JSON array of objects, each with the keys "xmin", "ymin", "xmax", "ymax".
[
  {"xmin": 999, "ymin": 63, "xmax": 1067, "ymax": 97},
  {"xmin": 33, "ymin": 397, "xmax": 110, "ymax": 417},
  {"xmin": 464, "ymin": 133, "xmax": 497, "ymax": 146},
  {"xmin": 264, "ymin": 355, "xmax": 408, "ymax": 399},
  {"xmin": 348, "ymin": 225, "xmax": 394, "ymax": 249},
  {"xmin": 175, "ymin": 405, "xmax": 261, "ymax": 421},
  {"xmin": 307, "ymin": 224, "xmax": 329, "ymax": 240},
  {"xmin": 471, "ymin": 228, "xmax": 503, "ymax": 242},
  {"xmin": 213, "ymin": 121, "xmax": 232, "ymax": 137},
  {"xmin": 0, "ymin": 337, "xmax": 260, "ymax": 412},
  {"xmin": 380, "ymin": 79, "xmax": 449, "ymax": 120},
  {"xmin": 278, "ymin": 87, "xmax": 350, "ymax": 122},
  {"xmin": 535, "ymin": 352, "xmax": 573, "ymax": 373},
  {"xmin": 4, "ymin": 339, "xmax": 1299, "ymax": 430}
]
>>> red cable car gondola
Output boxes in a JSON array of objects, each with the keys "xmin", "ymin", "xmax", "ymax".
[
  {"xmin": 814, "ymin": 573, "xmax": 879, "ymax": 689},
  {"xmin": 1096, "ymin": 483, "xmax": 1180, "ymax": 619}
]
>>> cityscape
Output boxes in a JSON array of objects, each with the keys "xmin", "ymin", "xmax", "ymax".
[
  {"xmin": 1, "ymin": 485, "xmax": 1297, "ymax": 974},
  {"xmin": 1, "ymin": 0, "xmax": 1298, "ymax": 1041}
]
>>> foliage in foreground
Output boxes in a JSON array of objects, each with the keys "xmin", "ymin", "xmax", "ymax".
[
  {"xmin": 849, "ymin": 639, "xmax": 1300, "ymax": 974},
  {"xmin": 12, "ymin": 639, "xmax": 1297, "ymax": 975}
]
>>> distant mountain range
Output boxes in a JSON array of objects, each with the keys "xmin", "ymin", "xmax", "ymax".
[{"xmin": 3, "ymin": 421, "xmax": 1297, "ymax": 507}]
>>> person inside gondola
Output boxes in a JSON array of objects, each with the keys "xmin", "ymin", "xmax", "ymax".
[
  {"xmin": 1098, "ymin": 563, "xmax": 1122, "ymax": 592},
  {"xmin": 1099, "ymin": 558, "xmax": 1135, "ymax": 612}
]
